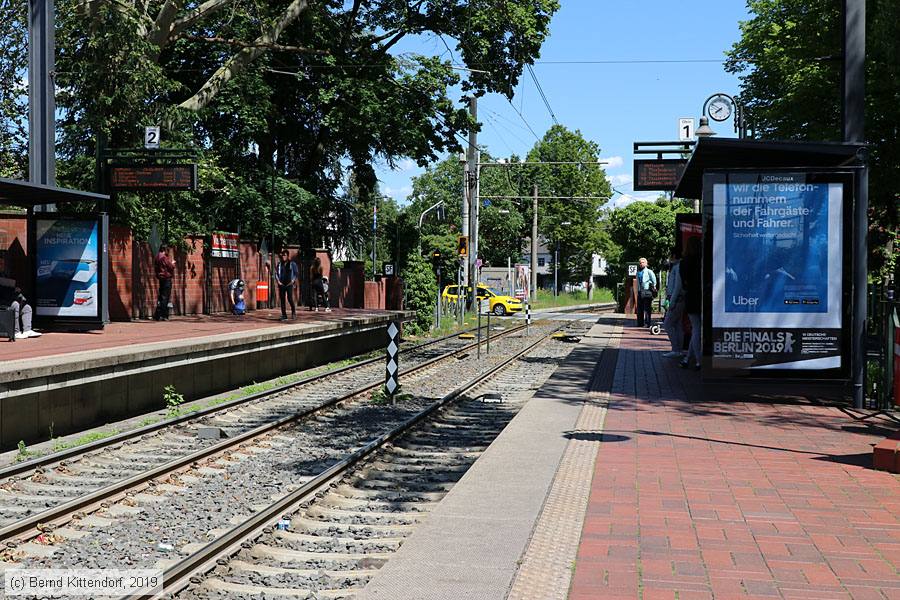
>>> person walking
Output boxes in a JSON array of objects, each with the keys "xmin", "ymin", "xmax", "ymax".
[
  {"xmin": 309, "ymin": 257, "xmax": 331, "ymax": 312},
  {"xmin": 662, "ymin": 249, "xmax": 684, "ymax": 358},
  {"xmin": 276, "ymin": 249, "xmax": 298, "ymax": 321},
  {"xmin": 153, "ymin": 245, "xmax": 175, "ymax": 321},
  {"xmin": 635, "ymin": 257, "xmax": 657, "ymax": 328},
  {"xmin": 679, "ymin": 237, "xmax": 702, "ymax": 370}
]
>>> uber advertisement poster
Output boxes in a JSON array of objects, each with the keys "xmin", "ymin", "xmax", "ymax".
[
  {"xmin": 35, "ymin": 219, "xmax": 100, "ymax": 318},
  {"xmin": 711, "ymin": 173, "xmax": 843, "ymax": 371}
]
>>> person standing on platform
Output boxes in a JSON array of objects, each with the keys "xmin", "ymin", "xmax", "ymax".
[
  {"xmin": 309, "ymin": 257, "xmax": 331, "ymax": 313},
  {"xmin": 662, "ymin": 249, "xmax": 684, "ymax": 358},
  {"xmin": 635, "ymin": 257, "xmax": 657, "ymax": 328},
  {"xmin": 276, "ymin": 250, "xmax": 298, "ymax": 321},
  {"xmin": 153, "ymin": 245, "xmax": 175, "ymax": 321},
  {"xmin": 679, "ymin": 237, "xmax": 702, "ymax": 371}
]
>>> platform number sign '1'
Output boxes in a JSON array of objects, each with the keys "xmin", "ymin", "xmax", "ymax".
[
  {"xmin": 385, "ymin": 322, "xmax": 400, "ymax": 402},
  {"xmin": 678, "ymin": 118, "xmax": 695, "ymax": 142}
]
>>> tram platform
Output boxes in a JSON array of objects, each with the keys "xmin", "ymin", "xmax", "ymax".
[
  {"xmin": 0, "ymin": 308, "xmax": 410, "ymax": 450},
  {"xmin": 359, "ymin": 321, "xmax": 900, "ymax": 600}
]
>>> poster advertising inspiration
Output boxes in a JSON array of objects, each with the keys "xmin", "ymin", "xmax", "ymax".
[
  {"xmin": 35, "ymin": 219, "xmax": 100, "ymax": 318},
  {"xmin": 711, "ymin": 172, "xmax": 844, "ymax": 371}
]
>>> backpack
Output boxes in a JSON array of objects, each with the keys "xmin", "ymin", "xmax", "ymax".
[{"xmin": 233, "ymin": 299, "xmax": 246, "ymax": 315}]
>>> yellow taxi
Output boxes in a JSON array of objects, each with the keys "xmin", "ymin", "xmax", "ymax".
[{"xmin": 441, "ymin": 284, "xmax": 524, "ymax": 315}]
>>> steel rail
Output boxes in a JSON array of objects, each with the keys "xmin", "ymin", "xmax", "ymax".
[
  {"xmin": 126, "ymin": 319, "xmax": 571, "ymax": 599},
  {"xmin": 0, "ymin": 322, "xmax": 529, "ymax": 544},
  {"xmin": 0, "ymin": 322, "xmax": 497, "ymax": 481}
]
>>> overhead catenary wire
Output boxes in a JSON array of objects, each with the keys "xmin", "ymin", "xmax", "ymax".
[{"xmin": 526, "ymin": 64, "xmax": 558, "ymax": 126}]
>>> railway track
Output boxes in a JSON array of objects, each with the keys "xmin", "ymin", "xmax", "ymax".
[
  {"xmin": 138, "ymin": 319, "xmax": 593, "ymax": 599},
  {"xmin": 0, "ymin": 323, "xmax": 524, "ymax": 544},
  {"xmin": 0, "ymin": 319, "xmax": 589, "ymax": 596}
]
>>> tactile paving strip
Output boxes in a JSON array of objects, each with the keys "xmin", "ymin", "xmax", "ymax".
[{"xmin": 507, "ymin": 346, "xmax": 619, "ymax": 600}]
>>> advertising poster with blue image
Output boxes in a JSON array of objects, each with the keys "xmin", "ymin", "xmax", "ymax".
[
  {"xmin": 711, "ymin": 172, "xmax": 844, "ymax": 371},
  {"xmin": 35, "ymin": 219, "xmax": 100, "ymax": 318}
]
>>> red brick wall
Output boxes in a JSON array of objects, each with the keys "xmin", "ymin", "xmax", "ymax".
[
  {"xmin": 0, "ymin": 215, "xmax": 29, "ymax": 298},
  {"xmin": 171, "ymin": 237, "xmax": 206, "ymax": 315},
  {"xmin": 0, "ymin": 217, "xmax": 371, "ymax": 319},
  {"xmin": 108, "ymin": 225, "xmax": 133, "ymax": 321}
]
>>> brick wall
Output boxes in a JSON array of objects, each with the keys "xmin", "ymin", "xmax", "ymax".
[
  {"xmin": 0, "ymin": 214, "xmax": 29, "ymax": 298},
  {"xmin": 0, "ymin": 216, "xmax": 373, "ymax": 319},
  {"xmin": 108, "ymin": 226, "xmax": 133, "ymax": 321}
]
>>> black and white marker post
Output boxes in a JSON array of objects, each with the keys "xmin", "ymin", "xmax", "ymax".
[
  {"xmin": 525, "ymin": 301, "xmax": 531, "ymax": 334},
  {"xmin": 385, "ymin": 321, "xmax": 400, "ymax": 403}
]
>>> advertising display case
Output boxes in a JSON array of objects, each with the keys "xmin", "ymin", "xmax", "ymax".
[
  {"xmin": 702, "ymin": 170, "xmax": 854, "ymax": 378},
  {"xmin": 30, "ymin": 213, "xmax": 109, "ymax": 326}
]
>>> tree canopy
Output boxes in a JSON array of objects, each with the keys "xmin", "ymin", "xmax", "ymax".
[
  {"xmin": 0, "ymin": 0, "xmax": 560, "ymax": 248},
  {"xmin": 725, "ymin": 0, "xmax": 898, "ymax": 277}
]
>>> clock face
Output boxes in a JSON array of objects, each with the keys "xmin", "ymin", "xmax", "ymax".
[{"xmin": 708, "ymin": 95, "xmax": 733, "ymax": 122}]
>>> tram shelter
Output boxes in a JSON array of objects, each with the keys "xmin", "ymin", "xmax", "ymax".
[
  {"xmin": 673, "ymin": 137, "xmax": 867, "ymax": 400},
  {"xmin": 0, "ymin": 178, "xmax": 110, "ymax": 329}
]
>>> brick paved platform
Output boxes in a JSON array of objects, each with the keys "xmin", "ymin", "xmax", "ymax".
[
  {"xmin": 0, "ymin": 307, "xmax": 386, "ymax": 362},
  {"xmin": 570, "ymin": 325, "xmax": 900, "ymax": 600}
]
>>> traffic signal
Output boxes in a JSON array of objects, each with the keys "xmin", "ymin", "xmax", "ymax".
[{"xmin": 457, "ymin": 235, "xmax": 468, "ymax": 256}]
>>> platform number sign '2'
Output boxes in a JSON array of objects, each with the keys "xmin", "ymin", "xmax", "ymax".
[
  {"xmin": 145, "ymin": 126, "xmax": 160, "ymax": 149},
  {"xmin": 385, "ymin": 322, "xmax": 400, "ymax": 402}
]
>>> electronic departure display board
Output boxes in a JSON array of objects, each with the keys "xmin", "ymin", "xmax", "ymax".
[
  {"xmin": 109, "ymin": 165, "xmax": 197, "ymax": 191},
  {"xmin": 633, "ymin": 159, "xmax": 687, "ymax": 191}
]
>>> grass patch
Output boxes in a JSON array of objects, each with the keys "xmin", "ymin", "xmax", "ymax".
[
  {"xmin": 528, "ymin": 288, "xmax": 614, "ymax": 310},
  {"xmin": 370, "ymin": 384, "xmax": 413, "ymax": 405},
  {"xmin": 51, "ymin": 430, "xmax": 120, "ymax": 453}
]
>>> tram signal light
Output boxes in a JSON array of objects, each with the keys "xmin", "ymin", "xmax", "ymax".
[{"xmin": 457, "ymin": 235, "xmax": 468, "ymax": 256}]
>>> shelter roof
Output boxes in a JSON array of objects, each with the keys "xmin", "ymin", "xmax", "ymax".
[
  {"xmin": 674, "ymin": 138, "xmax": 865, "ymax": 199},
  {"xmin": 0, "ymin": 178, "xmax": 108, "ymax": 208}
]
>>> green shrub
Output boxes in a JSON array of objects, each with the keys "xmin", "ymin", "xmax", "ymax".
[{"xmin": 401, "ymin": 251, "xmax": 437, "ymax": 335}]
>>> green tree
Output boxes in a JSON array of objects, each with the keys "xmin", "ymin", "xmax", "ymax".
[
  {"xmin": 605, "ymin": 199, "xmax": 689, "ymax": 280},
  {"xmin": 725, "ymin": 0, "xmax": 899, "ymax": 278},
  {"xmin": 400, "ymin": 249, "xmax": 438, "ymax": 334},
  {"xmin": 524, "ymin": 125, "xmax": 612, "ymax": 287}
]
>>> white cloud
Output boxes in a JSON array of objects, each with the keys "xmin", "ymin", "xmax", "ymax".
[
  {"xmin": 382, "ymin": 185, "xmax": 413, "ymax": 200},
  {"xmin": 396, "ymin": 159, "xmax": 417, "ymax": 173},
  {"xmin": 608, "ymin": 192, "xmax": 658, "ymax": 209},
  {"xmin": 600, "ymin": 155, "xmax": 624, "ymax": 169},
  {"xmin": 607, "ymin": 173, "xmax": 633, "ymax": 187}
]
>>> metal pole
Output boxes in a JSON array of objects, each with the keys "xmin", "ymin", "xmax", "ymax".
[
  {"xmin": 554, "ymin": 240, "xmax": 559, "ymax": 297},
  {"xmin": 477, "ymin": 307, "xmax": 481, "ymax": 359},
  {"xmin": 461, "ymin": 160, "xmax": 469, "ymax": 292},
  {"xmin": 467, "ymin": 98, "xmax": 478, "ymax": 309},
  {"xmin": 531, "ymin": 184, "xmax": 538, "ymax": 299},
  {"xmin": 435, "ymin": 264, "xmax": 441, "ymax": 329},
  {"xmin": 372, "ymin": 199, "xmax": 377, "ymax": 279},
  {"xmin": 844, "ymin": 0, "xmax": 866, "ymax": 409},
  {"xmin": 270, "ymin": 168, "xmax": 276, "ymax": 309},
  {"xmin": 28, "ymin": 0, "xmax": 56, "ymax": 191},
  {"xmin": 487, "ymin": 311, "xmax": 492, "ymax": 354}
]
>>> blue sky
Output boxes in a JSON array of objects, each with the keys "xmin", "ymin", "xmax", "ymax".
[{"xmin": 375, "ymin": 0, "xmax": 751, "ymax": 207}]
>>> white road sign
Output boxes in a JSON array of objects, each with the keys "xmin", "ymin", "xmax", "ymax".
[
  {"xmin": 145, "ymin": 126, "xmax": 160, "ymax": 149},
  {"xmin": 678, "ymin": 118, "xmax": 695, "ymax": 141}
]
